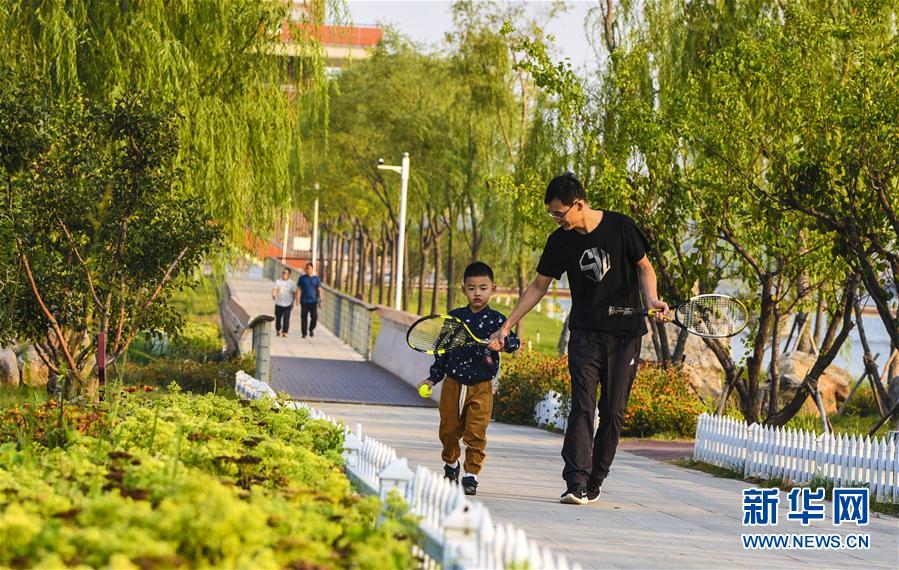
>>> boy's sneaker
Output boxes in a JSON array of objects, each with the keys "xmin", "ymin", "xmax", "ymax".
[
  {"xmin": 462, "ymin": 476, "xmax": 478, "ymax": 496},
  {"xmin": 560, "ymin": 483, "xmax": 588, "ymax": 505},
  {"xmin": 587, "ymin": 479, "xmax": 602, "ymax": 503},
  {"xmin": 444, "ymin": 462, "xmax": 460, "ymax": 483}
]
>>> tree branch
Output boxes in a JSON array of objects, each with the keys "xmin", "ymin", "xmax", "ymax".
[{"xmin": 14, "ymin": 237, "xmax": 79, "ymax": 375}]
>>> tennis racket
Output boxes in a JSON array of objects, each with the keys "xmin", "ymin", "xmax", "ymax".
[
  {"xmin": 608, "ymin": 294, "xmax": 748, "ymax": 338},
  {"xmin": 406, "ymin": 314, "xmax": 489, "ymax": 355}
]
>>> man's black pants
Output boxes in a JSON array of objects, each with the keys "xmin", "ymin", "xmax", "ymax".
[
  {"xmin": 300, "ymin": 303, "xmax": 318, "ymax": 336},
  {"xmin": 274, "ymin": 304, "xmax": 292, "ymax": 334},
  {"xmin": 562, "ymin": 329, "xmax": 641, "ymax": 487}
]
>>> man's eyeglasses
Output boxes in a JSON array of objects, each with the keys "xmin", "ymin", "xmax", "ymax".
[{"xmin": 546, "ymin": 202, "xmax": 577, "ymax": 220}]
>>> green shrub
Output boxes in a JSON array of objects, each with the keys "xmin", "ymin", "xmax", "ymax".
[
  {"xmin": 839, "ymin": 384, "xmax": 881, "ymax": 417},
  {"xmin": 129, "ymin": 322, "xmax": 224, "ymax": 365},
  {"xmin": 0, "ymin": 389, "xmax": 417, "ymax": 569},
  {"xmin": 121, "ymin": 354, "xmax": 253, "ymax": 397},
  {"xmin": 622, "ymin": 364, "xmax": 704, "ymax": 438},
  {"xmin": 495, "ymin": 354, "xmax": 703, "ymax": 437},
  {"xmin": 494, "ymin": 352, "xmax": 569, "ymax": 426},
  {"xmin": 170, "ymin": 321, "xmax": 224, "ymax": 360}
]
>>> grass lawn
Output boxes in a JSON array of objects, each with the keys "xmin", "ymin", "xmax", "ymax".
[
  {"xmin": 390, "ymin": 287, "xmax": 565, "ymax": 354},
  {"xmin": 169, "ymin": 274, "xmax": 220, "ymax": 325}
]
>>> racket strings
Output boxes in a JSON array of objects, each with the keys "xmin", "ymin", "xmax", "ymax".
[
  {"xmin": 677, "ymin": 296, "xmax": 746, "ymax": 337},
  {"xmin": 407, "ymin": 317, "xmax": 471, "ymax": 352}
]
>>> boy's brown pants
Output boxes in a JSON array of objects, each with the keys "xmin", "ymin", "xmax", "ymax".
[{"xmin": 439, "ymin": 377, "xmax": 493, "ymax": 475}]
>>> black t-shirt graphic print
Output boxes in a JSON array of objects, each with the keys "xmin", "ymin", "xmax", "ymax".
[{"xmin": 536, "ymin": 210, "xmax": 649, "ymax": 336}]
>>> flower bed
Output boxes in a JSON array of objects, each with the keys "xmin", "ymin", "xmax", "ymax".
[
  {"xmin": 0, "ymin": 388, "xmax": 416, "ymax": 569},
  {"xmin": 495, "ymin": 352, "xmax": 703, "ymax": 438}
]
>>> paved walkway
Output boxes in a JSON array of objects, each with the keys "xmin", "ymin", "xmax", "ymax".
[
  {"xmin": 228, "ymin": 276, "xmax": 433, "ymax": 407},
  {"xmin": 312, "ymin": 402, "xmax": 898, "ymax": 570},
  {"xmin": 230, "ymin": 271, "xmax": 896, "ymax": 568}
]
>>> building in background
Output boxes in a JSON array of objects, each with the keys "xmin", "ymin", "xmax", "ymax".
[{"xmin": 253, "ymin": 3, "xmax": 382, "ymax": 267}]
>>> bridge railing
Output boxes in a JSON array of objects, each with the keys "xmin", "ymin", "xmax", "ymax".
[{"xmin": 263, "ymin": 257, "xmax": 376, "ymax": 359}]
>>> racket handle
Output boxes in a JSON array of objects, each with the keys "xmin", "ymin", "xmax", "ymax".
[
  {"xmin": 608, "ymin": 307, "xmax": 650, "ymax": 317},
  {"xmin": 609, "ymin": 307, "xmax": 672, "ymax": 320}
]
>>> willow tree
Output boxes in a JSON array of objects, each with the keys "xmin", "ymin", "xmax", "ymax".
[{"xmin": 0, "ymin": 0, "xmax": 336, "ymax": 243}]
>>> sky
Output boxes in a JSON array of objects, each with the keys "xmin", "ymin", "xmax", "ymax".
[{"xmin": 344, "ymin": 1, "xmax": 603, "ymax": 72}]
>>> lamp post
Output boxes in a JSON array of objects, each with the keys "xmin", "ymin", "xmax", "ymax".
[{"xmin": 377, "ymin": 153, "xmax": 410, "ymax": 311}]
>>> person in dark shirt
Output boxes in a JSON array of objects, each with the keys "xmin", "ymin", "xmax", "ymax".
[
  {"xmin": 488, "ymin": 173, "xmax": 669, "ymax": 505},
  {"xmin": 417, "ymin": 262, "xmax": 520, "ymax": 496},
  {"xmin": 297, "ymin": 263, "xmax": 323, "ymax": 338}
]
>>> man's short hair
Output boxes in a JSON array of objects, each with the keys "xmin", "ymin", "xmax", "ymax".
[
  {"xmin": 305, "ymin": 262, "xmax": 313, "ymax": 269},
  {"xmin": 464, "ymin": 261, "xmax": 494, "ymax": 282},
  {"xmin": 544, "ymin": 172, "xmax": 587, "ymax": 205}
]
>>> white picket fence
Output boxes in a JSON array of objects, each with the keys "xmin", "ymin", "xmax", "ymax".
[
  {"xmin": 235, "ymin": 371, "xmax": 582, "ymax": 570},
  {"xmin": 693, "ymin": 413, "xmax": 899, "ymax": 503},
  {"xmin": 535, "ymin": 390, "xmax": 599, "ymax": 434}
]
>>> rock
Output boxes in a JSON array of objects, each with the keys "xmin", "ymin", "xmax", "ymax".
[
  {"xmin": 779, "ymin": 351, "xmax": 851, "ymax": 414},
  {"xmin": 0, "ymin": 347, "xmax": 20, "ymax": 387},
  {"xmin": 641, "ymin": 322, "xmax": 726, "ymax": 398},
  {"xmin": 18, "ymin": 344, "xmax": 49, "ymax": 387}
]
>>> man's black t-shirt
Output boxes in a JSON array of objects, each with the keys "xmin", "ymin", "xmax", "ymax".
[{"xmin": 536, "ymin": 210, "xmax": 648, "ymax": 336}]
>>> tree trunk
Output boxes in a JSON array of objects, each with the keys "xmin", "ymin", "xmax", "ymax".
[
  {"xmin": 356, "ymin": 227, "xmax": 366, "ymax": 299},
  {"xmin": 329, "ymin": 232, "xmax": 338, "ymax": 287},
  {"xmin": 446, "ymin": 215, "xmax": 455, "ymax": 312},
  {"xmin": 335, "ymin": 235, "xmax": 345, "ymax": 290},
  {"xmin": 813, "ymin": 295, "xmax": 826, "ymax": 347},
  {"xmin": 889, "ymin": 343, "xmax": 899, "ymax": 380},
  {"xmin": 322, "ymin": 232, "xmax": 331, "ymax": 285},
  {"xmin": 853, "ymin": 296, "xmax": 890, "ymax": 414},
  {"xmin": 743, "ymin": 277, "xmax": 775, "ymax": 424},
  {"xmin": 767, "ymin": 278, "xmax": 857, "ymax": 426},
  {"xmin": 344, "ymin": 231, "xmax": 355, "ymax": 292},
  {"xmin": 515, "ymin": 243, "xmax": 526, "ymax": 337},
  {"xmin": 402, "ymin": 231, "xmax": 410, "ymax": 312},
  {"xmin": 417, "ymin": 217, "xmax": 429, "ymax": 315},
  {"xmin": 378, "ymin": 228, "xmax": 387, "ymax": 305},
  {"xmin": 671, "ymin": 328, "xmax": 689, "ymax": 363},
  {"xmin": 432, "ymin": 233, "xmax": 442, "ymax": 315},
  {"xmin": 367, "ymin": 239, "xmax": 376, "ymax": 304},
  {"xmin": 387, "ymin": 231, "xmax": 396, "ymax": 307},
  {"xmin": 418, "ymin": 247, "xmax": 429, "ymax": 315},
  {"xmin": 767, "ymin": 309, "xmax": 783, "ymax": 420}
]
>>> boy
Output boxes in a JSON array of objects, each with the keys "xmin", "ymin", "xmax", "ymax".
[
  {"xmin": 272, "ymin": 268, "xmax": 298, "ymax": 337},
  {"xmin": 417, "ymin": 261, "xmax": 520, "ymax": 496}
]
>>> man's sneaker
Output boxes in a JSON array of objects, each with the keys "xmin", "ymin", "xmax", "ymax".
[
  {"xmin": 560, "ymin": 483, "xmax": 588, "ymax": 505},
  {"xmin": 310, "ymin": 330, "xmax": 315, "ymax": 337},
  {"xmin": 462, "ymin": 476, "xmax": 478, "ymax": 496},
  {"xmin": 587, "ymin": 480, "xmax": 602, "ymax": 503},
  {"xmin": 443, "ymin": 462, "xmax": 460, "ymax": 483}
]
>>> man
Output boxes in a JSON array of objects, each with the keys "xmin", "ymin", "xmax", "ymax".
[
  {"xmin": 271, "ymin": 268, "xmax": 297, "ymax": 337},
  {"xmin": 297, "ymin": 263, "xmax": 323, "ymax": 338},
  {"xmin": 488, "ymin": 173, "xmax": 668, "ymax": 505}
]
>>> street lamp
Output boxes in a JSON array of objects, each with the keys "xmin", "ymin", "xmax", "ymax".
[{"xmin": 377, "ymin": 152, "xmax": 410, "ymax": 311}]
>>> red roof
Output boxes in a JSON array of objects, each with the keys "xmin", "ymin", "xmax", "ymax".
[{"xmin": 282, "ymin": 23, "xmax": 383, "ymax": 47}]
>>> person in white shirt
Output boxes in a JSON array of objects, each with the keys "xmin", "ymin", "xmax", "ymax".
[{"xmin": 272, "ymin": 268, "xmax": 298, "ymax": 337}]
